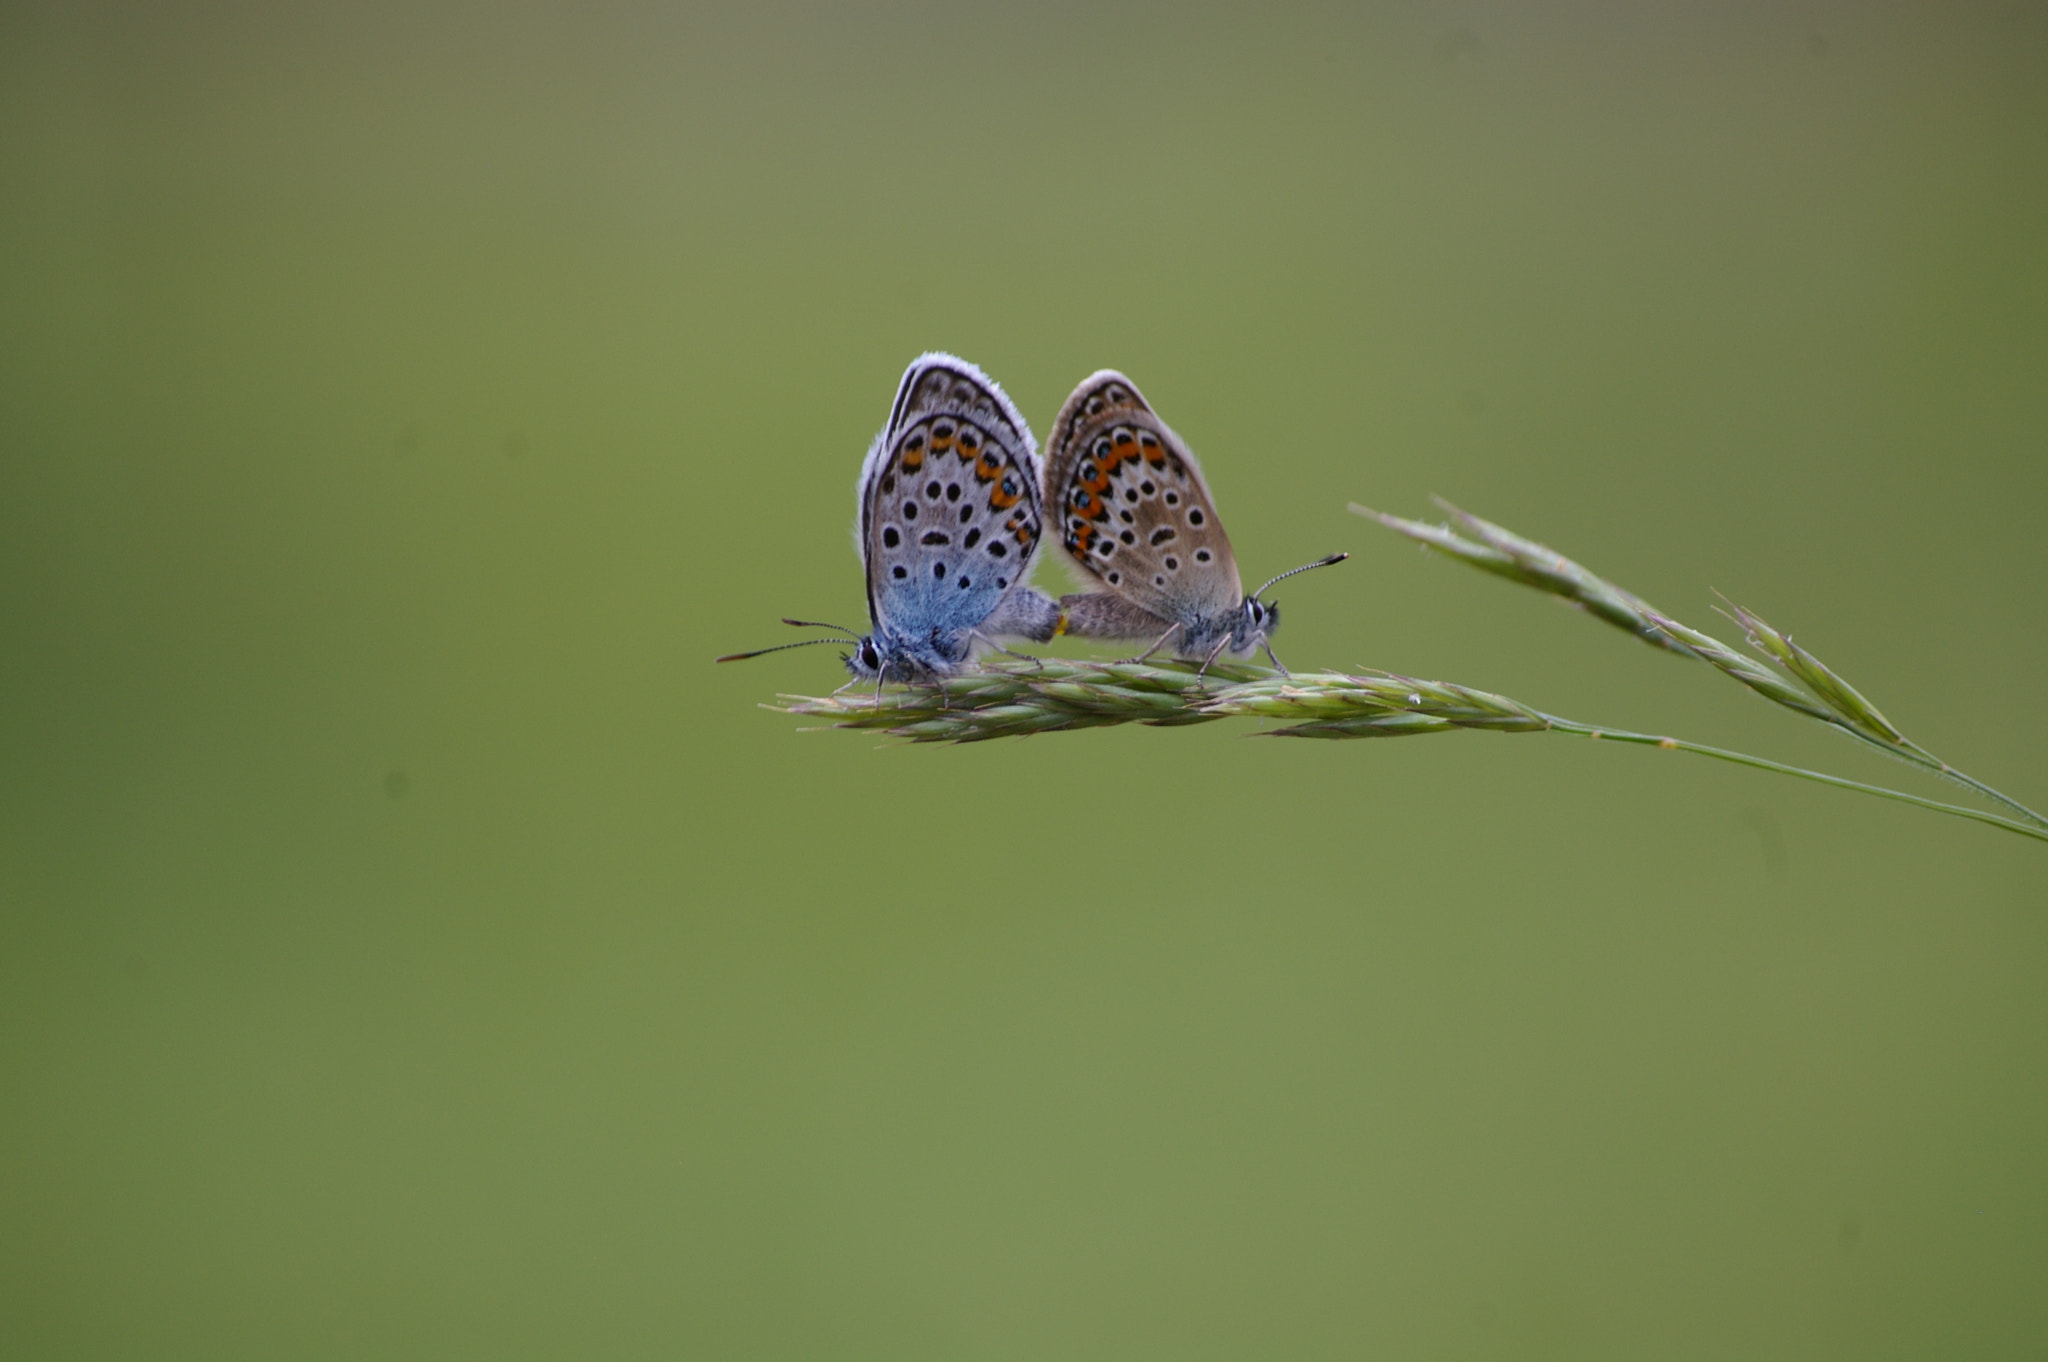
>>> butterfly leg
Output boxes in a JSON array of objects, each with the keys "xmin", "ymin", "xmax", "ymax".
[
  {"xmin": 1194, "ymin": 634, "xmax": 1233, "ymax": 682},
  {"xmin": 970, "ymin": 630, "xmax": 1044, "ymax": 672},
  {"xmin": 1124, "ymin": 621, "xmax": 1183, "ymax": 666},
  {"xmin": 1262, "ymin": 641, "xmax": 1290, "ymax": 676}
]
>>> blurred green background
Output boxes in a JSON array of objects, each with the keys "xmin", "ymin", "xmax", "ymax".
[{"xmin": 4, "ymin": 3, "xmax": 2045, "ymax": 1357}]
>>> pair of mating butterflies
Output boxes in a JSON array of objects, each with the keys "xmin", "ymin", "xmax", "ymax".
[{"xmin": 721, "ymin": 353, "xmax": 1344, "ymax": 681}]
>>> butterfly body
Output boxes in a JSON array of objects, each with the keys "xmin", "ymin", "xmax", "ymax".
[
  {"xmin": 846, "ymin": 354, "xmax": 1059, "ymax": 682},
  {"xmin": 1045, "ymin": 370, "xmax": 1333, "ymax": 670}
]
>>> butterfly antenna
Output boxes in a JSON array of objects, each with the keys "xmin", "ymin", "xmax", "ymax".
[
  {"xmin": 1252, "ymin": 552, "xmax": 1348, "ymax": 600},
  {"xmin": 780, "ymin": 617, "xmax": 860, "ymax": 637},
  {"xmin": 716, "ymin": 617, "xmax": 863, "ymax": 663},
  {"xmin": 715, "ymin": 637, "xmax": 850, "ymax": 663}
]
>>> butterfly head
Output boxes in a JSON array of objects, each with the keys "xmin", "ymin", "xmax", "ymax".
[
  {"xmin": 842, "ymin": 626, "xmax": 966, "ymax": 683},
  {"xmin": 1227, "ymin": 554, "xmax": 1351, "ymax": 669},
  {"xmin": 844, "ymin": 635, "xmax": 885, "ymax": 679},
  {"xmin": 1230, "ymin": 595, "xmax": 1280, "ymax": 656}
]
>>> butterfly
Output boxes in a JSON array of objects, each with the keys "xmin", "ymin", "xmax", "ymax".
[
  {"xmin": 718, "ymin": 353, "xmax": 1060, "ymax": 682},
  {"xmin": 1044, "ymin": 369, "xmax": 1345, "ymax": 673}
]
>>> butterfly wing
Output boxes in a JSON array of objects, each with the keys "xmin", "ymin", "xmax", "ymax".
[
  {"xmin": 1044, "ymin": 371, "xmax": 1243, "ymax": 644},
  {"xmin": 857, "ymin": 354, "xmax": 1057, "ymax": 663}
]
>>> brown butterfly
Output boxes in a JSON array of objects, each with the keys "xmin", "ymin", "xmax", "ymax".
[{"xmin": 1043, "ymin": 370, "xmax": 1343, "ymax": 673}]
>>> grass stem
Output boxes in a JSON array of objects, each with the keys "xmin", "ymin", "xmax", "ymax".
[
  {"xmin": 735, "ymin": 503, "xmax": 2044, "ymax": 849},
  {"xmin": 768, "ymin": 660, "xmax": 2047, "ymax": 845}
]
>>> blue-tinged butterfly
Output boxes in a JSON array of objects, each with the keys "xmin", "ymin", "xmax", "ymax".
[
  {"xmin": 1045, "ymin": 370, "xmax": 1345, "ymax": 673},
  {"xmin": 718, "ymin": 353, "xmax": 1060, "ymax": 682}
]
